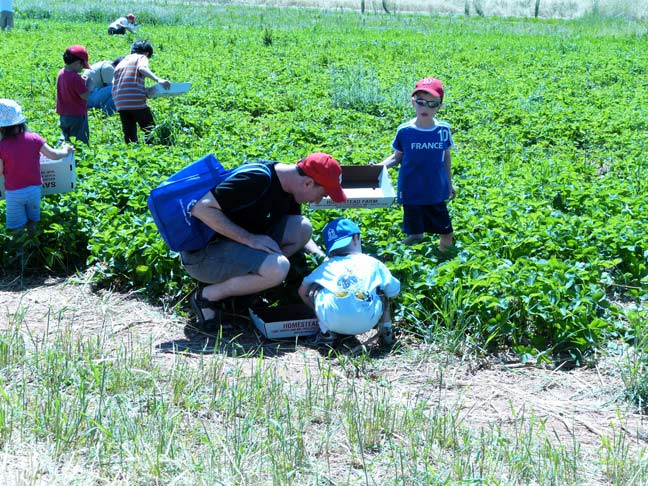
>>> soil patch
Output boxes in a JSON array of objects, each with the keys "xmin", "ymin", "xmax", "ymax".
[{"xmin": 1, "ymin": 273, "xmax": 646, "ymax": 475}]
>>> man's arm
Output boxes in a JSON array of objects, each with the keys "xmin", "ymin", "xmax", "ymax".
[
  {"xmin": 118, "ymin": 18, "xmax": 136, "ymax": 33},
  {"xmin": 298, "ymin": 283, "xmax": 315, "ymax": 309},
  {"xmin": 303, "ymin": 238, "xmax": 325, "ymax": 257},
  {"xmin": 190, "ymin": 190, "xmax": 281, "ymax": 254},
  {"xmin": 102, "ymin": 65, "xmax": 115, "ymax": 86}
]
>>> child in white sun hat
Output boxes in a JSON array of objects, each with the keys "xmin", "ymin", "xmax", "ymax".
[
  {"xmin": 298, "ymin": 217, "xmax": 401, "ymax": 345},
  {"xmin": 0, "ymin": 99, "xmax": 74, "ymax": 233}
]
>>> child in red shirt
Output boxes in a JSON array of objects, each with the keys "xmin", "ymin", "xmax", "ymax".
[
  {"xmin": 0, "ymin": 99, "xmax": 74, "ymax": 233},
  {"xmin": 56, "ymin": 45, "xmax": 90, "ymax": 145}
]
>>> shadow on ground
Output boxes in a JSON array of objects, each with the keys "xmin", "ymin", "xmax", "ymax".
[
  {"xmin": 0, "ymin": 274, "xmax": 75, "ymax": 293},
  {"xmin": 156, "ymin": 317, "xmax": 397, "ymax": 360},
  {"xmin": 156, "ymin": 321, "xmax": 300, "ymax": 358}
]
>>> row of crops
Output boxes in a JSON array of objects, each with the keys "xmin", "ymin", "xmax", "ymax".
[{"xmin": 1, "ymin": 5, "xmax": 646, "ymax": 361}]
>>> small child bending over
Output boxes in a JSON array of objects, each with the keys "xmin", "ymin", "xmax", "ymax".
[
  {"xmin": 0, "ymin": 99, "xmax": 74, "ymax": 234},
  {"xmin": 298, "ymin": 218, "xmax": 400, "ymax": 345}
]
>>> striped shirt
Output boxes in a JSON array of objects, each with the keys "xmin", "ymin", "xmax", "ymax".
[{"xmin": 112, "ymin": 54, "xmax": 149, "ymax": 111}]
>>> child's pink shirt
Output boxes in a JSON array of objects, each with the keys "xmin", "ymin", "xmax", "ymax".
[
  {"xmin": 56, "ymin": 68, "xmax": 88, "ymax": 116},
  {"xmin": 0, "ymin": 132, "xmax": 45, "ymax": 190}
]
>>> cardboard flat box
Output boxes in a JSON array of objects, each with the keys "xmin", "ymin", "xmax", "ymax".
[
  {"xmin": 310, "ymin": 165, "xmax": 395, "ymax": 209},
  {"xmin": 249, "ymin": 304, "xmax": 320, "ymax": 339},
  {"xmin": 148, "ymin": 82, "xmax": 192, "ymax": 98},
  {"xmin": 0, "ymin": 153, "xmax": 76, "ymax": 200}
]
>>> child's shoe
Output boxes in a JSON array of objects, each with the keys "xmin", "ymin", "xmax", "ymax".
[
  {"xmin": 402, "ymin": 234, "xmax": 424, "ymax": 245},
  {"xmin": 307, "ymin": 330, "xmax": 338, "ymax": 347},
  {"xmin": 378, "ymin": 321, "xmax": 394, "ymax": 345}
]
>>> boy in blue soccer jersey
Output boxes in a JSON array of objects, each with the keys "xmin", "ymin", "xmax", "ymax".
[{"xmin": 378, "ymin": 77, "xmax": 456, "ymax": 251}]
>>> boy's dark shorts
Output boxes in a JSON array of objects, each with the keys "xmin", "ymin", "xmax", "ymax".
[
  {"xmin": 402, "ymin": 203, "xmax": 453, "ymax": 236},
  {"xmin": 180, "ymin": 217, "xmax": 287, "ymax": 284}
]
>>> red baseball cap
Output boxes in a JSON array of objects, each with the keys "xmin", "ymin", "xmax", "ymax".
[
  {"xmin": 412, "ymin": 77, "xmax": 444, "ymax": 102},
  {"xmin": 65, "ymin": 45, "xmax": 90, "ymax": 69},
  {"xmin": 127, "ymin": 13, "xmax": 136, "ymax": 21},
  {"xmin": 297, "ymin": 153, "xmax": 347, "ymax": 203}
]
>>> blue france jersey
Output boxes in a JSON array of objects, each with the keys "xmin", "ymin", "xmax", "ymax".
[{"xmin": 392, "ymin": 118, "xmax": 454, "ymax": 205}]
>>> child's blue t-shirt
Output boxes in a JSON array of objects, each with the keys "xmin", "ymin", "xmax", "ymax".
[
  {"xmin": 302, "ymin": 253, "xmax": 400, "ymax": 335},
  {"xmin": 302, "ymin": 253, "xmax": 400, "ymax": 299},
  {"xmin": 392, "ymin": 118, "xmax": 454, "ymax": 205}
]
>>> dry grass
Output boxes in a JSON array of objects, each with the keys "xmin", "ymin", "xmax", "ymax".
[{"xmin": 1, "ymin": 273, "xmax": 647, "ymax": 484}]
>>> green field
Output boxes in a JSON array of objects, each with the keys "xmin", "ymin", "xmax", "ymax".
[
  {"xmin": 0, "ymin": 3, "xmax": 647, "ymax": 482},
  {"xmin": 2, "ymin": 1, "xmax": 646, "ymax": 359}
]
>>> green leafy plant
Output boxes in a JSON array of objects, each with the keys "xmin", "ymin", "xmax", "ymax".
[
  {"xmin": 619, "ymin": 307, "xmax": 648, "ymax": 411},
  {"xmin": 0, "ymin": 7, "xmax": 646, "ymax": 361}
]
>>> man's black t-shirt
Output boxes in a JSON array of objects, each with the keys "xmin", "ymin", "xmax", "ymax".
[{"xmin": 210, "ymin": 162, "xmax": 300, "ymax": 236}]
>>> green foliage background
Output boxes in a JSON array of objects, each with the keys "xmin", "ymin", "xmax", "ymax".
[{"xmin": 0, "ymin": 4, "xmax": 647, "ymax": 361}]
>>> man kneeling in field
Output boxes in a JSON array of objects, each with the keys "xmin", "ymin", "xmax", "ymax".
[{"xmin": 185, "ymin": 153, "xmax": 347, "ymax": 332}]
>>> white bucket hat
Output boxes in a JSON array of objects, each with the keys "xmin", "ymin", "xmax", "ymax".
[{"xmin": 0, "ymin": 99, "xmax": 27, "ymax": 128}]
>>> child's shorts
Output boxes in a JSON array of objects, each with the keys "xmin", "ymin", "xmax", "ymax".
[
  {"xmin": 59, "ymin": 115, "xmax": 89, "ymax": 144},
  {"xmin": 5, "ymin": 185, "xmax": 42, "ymax": 230},
  {"xmin": 314, "ymin": 288, "xmax": 383, "ymax": 335},
  {"xmin": 402, "ymin": 202, "xmax": 453, "ymax": 235}
]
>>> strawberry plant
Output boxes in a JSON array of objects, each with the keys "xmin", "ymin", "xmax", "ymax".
[{"xmin": 0, "ymin": 7, "xmax": 646, "ymax": 361}]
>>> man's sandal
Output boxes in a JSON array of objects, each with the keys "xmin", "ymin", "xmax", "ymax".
[{"xmin": 190, "ymin": 288, "xmax": 223, "ymax": 333}]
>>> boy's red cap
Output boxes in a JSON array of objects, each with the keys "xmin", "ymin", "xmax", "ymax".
[
  {"xmin": 412, "ymin": 77, "xmax": 444, "ymax": 102},
  {"xmin": 65, "ymin": 45, "xmax": 90, "ymax": 69},
  {"xmin": 127, "ymin": 13, "xmax": 136, "ymax": 21},
  {"xmin": 297, "ymin": 153, "xmax": 347, "ymax": 203}
]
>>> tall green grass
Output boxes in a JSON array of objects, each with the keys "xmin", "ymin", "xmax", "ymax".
[
  {"xmin": 619, "ymin": 307, "xmax": 648, "ymax": 411},
  {"xmin": 2, "ymin": 310, "xmax": 647, "ymax": 483}
]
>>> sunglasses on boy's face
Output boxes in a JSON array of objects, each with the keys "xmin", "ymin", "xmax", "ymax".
[{"xmin": 413, "ymin": 98, "xmax": 441, "ymax": 109}]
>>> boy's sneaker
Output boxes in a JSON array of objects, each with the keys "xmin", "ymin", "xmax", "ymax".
[
  {"xmin": 403, "ymin": 234, "xmax": 424, "ymax": 245},
  {"xmin": 378, "ymin": 322, "xmax": 394, "ymax": 345},
  {"xmin": 307, "ymin": 331, "xmax": 339, "ymax": 347}
]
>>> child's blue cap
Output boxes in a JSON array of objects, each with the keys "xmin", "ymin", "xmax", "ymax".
[{"xmin": 323, "ymin": 218, "xmax": 360, "ymax": 255}]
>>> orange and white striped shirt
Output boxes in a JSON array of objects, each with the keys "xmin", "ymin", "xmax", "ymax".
[{"xmin": 112, "ymin": 54, "xmax": 149, "ymax": 111}]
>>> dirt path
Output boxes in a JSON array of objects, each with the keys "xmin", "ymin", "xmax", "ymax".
[{"xmin": 1, "ymin": 273, "xmax": 646, "ymax": 475}]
